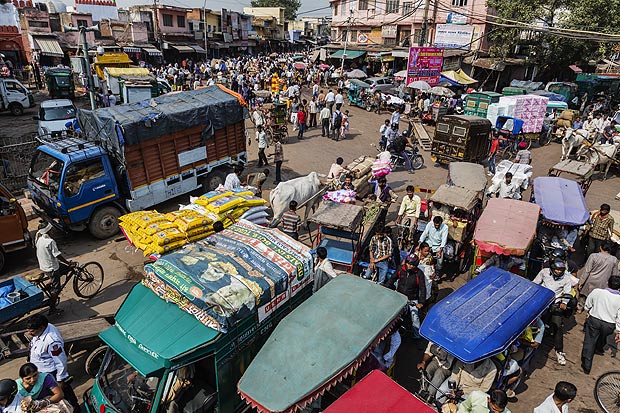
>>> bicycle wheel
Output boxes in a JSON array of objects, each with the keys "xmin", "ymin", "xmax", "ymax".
[
  {"xmin": 73, "ymin": 261, "xmax": 105, "ymax": 299},
  {"xmin": 595, "ymin": 371, "xmax": 620, "ymax": 413}
]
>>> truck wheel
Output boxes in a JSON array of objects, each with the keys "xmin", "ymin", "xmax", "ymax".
[
  {"xmin": 88, "ymin": 206, "xmax": 121, "ymax": 239},
  {"xmin": 9, "ymin": 104, "xmax": 24, "ymax": 116},
  {"xmin": 202, "ymin": 170, "xmax": 228, "ymax": 192},
  {"xmin": 85, "ymin": 345, "xmax": 108, "ymax": 377}
]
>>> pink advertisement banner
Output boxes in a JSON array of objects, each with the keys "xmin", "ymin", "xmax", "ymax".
[{"xmin": 406, "ymin": 47, "xmax": 444, "ymax": 87}]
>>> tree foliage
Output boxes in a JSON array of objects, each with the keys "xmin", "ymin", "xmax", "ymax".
[
  {"xmin": 487, "ymin": 0, "xmax": 620, "ymax": 76},
  {"xmin": 250, "ymin": 0, "xmax": 302, "ymax": 21}
]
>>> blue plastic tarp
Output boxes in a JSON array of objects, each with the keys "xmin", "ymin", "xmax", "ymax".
[
  {"xmin": 420, "ymin": 267, "xmax": 554, "ymax": 363},
  {"xmin": 530, "ymin": 90, "xmax": 567, "ymax": 102},
  {"xmin": 533, "ymin": 177, "xmax": 589, "ymax": 225}
]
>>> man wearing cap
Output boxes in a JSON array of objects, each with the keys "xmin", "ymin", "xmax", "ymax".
[{"xmin": 34, "ymin": 223, "xmax": 75, "ymax": 304}]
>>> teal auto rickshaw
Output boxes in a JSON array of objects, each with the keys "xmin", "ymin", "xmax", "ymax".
[
  {"xmin": 44, "ymin": 67, "xmax": 75, "ymax": 99},
  {"xmin": 347, "ymin": 79, "xmax": 371, "ymax": 109}
]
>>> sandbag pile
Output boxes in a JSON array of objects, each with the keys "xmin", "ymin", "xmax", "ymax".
[{"xmin": 119, "ymin": 188, "xmax": 268, "ymax": 256}]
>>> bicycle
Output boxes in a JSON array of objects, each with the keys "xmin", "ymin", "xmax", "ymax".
[
  {"xmin": 395, "ymin": 219, "xmax": 414, "ymax": 251},
  {"xmin": 595, "ymin": 371, "xmax": 620, "ymax": 413},
  {"xmin": 27, "ymin": 261, "xmax": 105, "ymax": 303}
]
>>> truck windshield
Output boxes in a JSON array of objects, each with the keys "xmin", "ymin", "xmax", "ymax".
[
  {"xmin": 29, "ymin": 151, "xmax": 64, "ymax": 191},
  {"xmin": 55, "ymin": 76, "xmax": 71, "ymax": 87},
  {"xmin": 40, "ymin": 105, "xmax": 76, "ymax": 121},
  {"xmin": 99, "ymin": 350, "xmax": 160, "ymax": 413}
]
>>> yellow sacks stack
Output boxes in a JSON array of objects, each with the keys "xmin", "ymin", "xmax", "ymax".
[{"xmin": 119, "ymin": 188, "xmax": 268, "ymax": 256}]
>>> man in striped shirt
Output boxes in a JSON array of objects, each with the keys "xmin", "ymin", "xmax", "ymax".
[{"xmin": 280, "ymin": 200, "xmax": 301, "ymax": 240}]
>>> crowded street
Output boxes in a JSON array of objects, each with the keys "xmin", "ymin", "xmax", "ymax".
[{"xmin": 1, "ymin": 1, "xmax": 620, "ymax": 408}]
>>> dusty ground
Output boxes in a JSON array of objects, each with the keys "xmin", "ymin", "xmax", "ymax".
[{"xmin": 0, "ymin": 89, "xmax": 619, "ymax": 412}]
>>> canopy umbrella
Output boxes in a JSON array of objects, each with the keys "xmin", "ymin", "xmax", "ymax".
[
  {"xmin": 293, "ymin": 62, "xmax": 307, "ymax": 70},
  {"xmin": 429, "ymin": 86, "xmax": 455, "ymax": 97},
  {"xmin": 406, "ymin": 80, "xmax": 431, "ymax": 90},
  {"xmin": 348, "ymin": 79, "xmax": 371, "ymax": 88},
  {"xmin": 394, "ymin": 70, "xmax": 407, "ymax": 80},
  {"xmin": 345, "ymin": 69, "xmax": 367, "ymax": 79},
  {"xmin": 269, "ymin": 52, "xmax": 278, "ymax": 57},
  {"xmin": 319, "ymin": 64, "xmax": 331, "ymax": 70}
]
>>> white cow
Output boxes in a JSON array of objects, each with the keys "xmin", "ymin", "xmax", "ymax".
[
  {"xmin": 561, "ymin": 128, "xmax": 589, "ymax": 160},
  {"xmin": 269, "ymin": 172, "xmax": 323, "ymax": 226},
  {"xmin": 577, "ymin": 142, "xmax": 620, "ymax": 180}
]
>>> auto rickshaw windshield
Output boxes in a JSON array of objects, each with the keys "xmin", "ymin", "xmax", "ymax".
[{"xmin": 99, "ymin": 350, "xmax": 160, "ymax": 413}]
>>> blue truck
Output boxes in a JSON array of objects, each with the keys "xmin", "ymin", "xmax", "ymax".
[{"xmin": 27, "ymin": 86, "xmax": 248, "ymax": 239}]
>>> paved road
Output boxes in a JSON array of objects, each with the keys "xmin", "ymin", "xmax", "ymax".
[{"xmin": 0, "ymin": 90, "xmax": 619, "ymax": 412}]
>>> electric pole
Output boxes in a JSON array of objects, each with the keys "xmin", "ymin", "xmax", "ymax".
[
  {"xmin": 340, "ymin": 13, "xmax": 353, "ymax": 74},
  {"xmin": 64, "ymin": 24, "xmax": 97, "ymax": 110},
  {"xmin": 203, "ymin": 0, "xmax": 209, "ymax": 60},
  {"xmin": 153, "ymin": 0, "xmax": 161, "ymax": 50},
  {"xmin": 419, "ymin": 0, "xmax": 430, "ymax": 46}
]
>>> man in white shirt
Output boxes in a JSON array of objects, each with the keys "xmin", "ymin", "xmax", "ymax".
[
  {"xmin": 325, "ymin": 89, "xmax": 335, "ymax": 112},
  {"xmin": 396, "ymin": 185, "xmax": 421, "ymax": 237},
  {"xmin": 35, "ymin": 223, "xmax": 73, "ymax": 300},
  {"xmin": 581, "ymin": 276, "xmax": 620, "ymax": 373},
  {"xmin": 334, "ymin": 89, "xmax": 344, "ymax": 106},
  {"xmin": 533, "ymin": 381, "xmax": 576, "ymax": 413},
  {"xmin": 533, "ymin": 259, "xmax": 573, "ymax": 366},
  {"xmin": 486, "ymin": 172, "xmax": 521, "ymax": 199},
  {"xmin": 256, "ymin": 125, "xmax": 269, "ymax": 167},
  {"xmin": 106, "ymin": 90, "xmax": 117, "ymax": 106},
  {"xmin": 327, "ymin": 157, "xmax": 347, "ymax": 180},
  {"xmin": 251, "ymin": 107, "xmax": 264, "ymax": 128},
  {"xmin": 224, "ymin": 165, "xmax": 243, "ymax": 190}
]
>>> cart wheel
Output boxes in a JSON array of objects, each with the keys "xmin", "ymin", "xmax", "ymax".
[
  {"xmin": 366, "ymin": 106, "xmax": 372, "ymax": 112},
  {"xmin": 519, "ymin": 134, "xmax": 532, "ymax": 150},
  {"xmin": 595, "ymin": 371, "xmax": 620, "ymax": 413},
  {"xmin": 85, "ymin": 345, "xmax": 108, "ymax": 377},
  {"xmin": 73, "ymin": 261, "xmax": 105, "ymax": 299}
]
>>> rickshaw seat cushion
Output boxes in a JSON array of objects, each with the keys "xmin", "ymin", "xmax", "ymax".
[
  {"xmin": 319, "ymin": 239, "xmax": 355, "ymax": 265},
  {"xmin": 320, "ymin": 226, "xmax": 360, "ymax": 241},
  {"xmin": 26, "ymin": 273, "xmax": 47, "ymax": 283}
]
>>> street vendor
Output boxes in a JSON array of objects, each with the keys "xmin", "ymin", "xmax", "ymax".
[{"xmin": 486, "ymin": 172, "xmax": 520, "ymax": 199}]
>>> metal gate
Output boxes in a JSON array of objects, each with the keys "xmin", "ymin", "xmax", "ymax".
[{"xmin": 0, "ymin": 135, "xmax": 38, "ymax": 193}]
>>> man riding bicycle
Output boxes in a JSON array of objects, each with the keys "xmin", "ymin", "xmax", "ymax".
[
  {"xmin": 35, "ymin": 223, "xmax": 76, "ymax": 304},
  {"xmin": 396, "ymin": 185, "xmax": 421, "ymax": 246}
]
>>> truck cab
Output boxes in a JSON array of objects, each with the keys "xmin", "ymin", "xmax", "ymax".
[
  {"xmin": 27, "ymin": 139, "xmax": 122, "ymax": 238},
  {"xmin": 0, "ymin": 78, "xmax": 35, "ymax": 116},
  {"xmin": 0, "ymin": 184, "xmax": 30, "ymax": 272}
]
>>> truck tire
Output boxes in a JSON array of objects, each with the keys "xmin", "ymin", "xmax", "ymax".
[
  {"xmin": 88, "ymin": 206, "xmax": 121, "ymax": 239},
  {"xmin": 85, "ymin": 345, "xmax": 108, "ymax": 377},
  {"xmin": 9, "ymin": 104, "xmax": 24, "ymax": 116},
  {"xmin": 202, "ymin": 169, "xmax": 228, "ymax": 192}
]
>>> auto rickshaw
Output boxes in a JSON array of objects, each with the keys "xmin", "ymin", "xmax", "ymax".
[
  {"xmin": 44, "ymin": 67, "xmax": 75, "ymax": 99},
  {"xmin": 431, "ymin": 115, "xmax": 492, "ymax": 164},
  {"xmin": 417, "ymin": 268, "xmax": 554, "ymax": 406},
  {"xmin": 346, "ymin": 79, "xmax": 371, "ymax": 109},
  {"xmin": 472, "ymin": 198, "xmax": 541, "ymax": 277},
  {"xmin": 529, "ymin": 176, "xmax": 590, "ymax": 277},
  {"xmin": 238, "ymin": 275, "xmax": 407, "ymax": 413}
]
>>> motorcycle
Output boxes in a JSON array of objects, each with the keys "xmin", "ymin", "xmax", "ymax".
[{"xmin": 374, "ymin": 144, "xmax": 425, "ymax": 170}]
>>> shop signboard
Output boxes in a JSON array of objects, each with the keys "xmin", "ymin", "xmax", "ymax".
[
  {"xmin": 434, "ymin": 24, "xmax": 474, "ymax": 49},
  {"xmin": 406, "ymin": 47, "xmax": 443, "ymax": 86}
]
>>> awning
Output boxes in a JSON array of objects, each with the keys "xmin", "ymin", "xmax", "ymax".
[
  {"xmin": 441, "ymin": 69, "xmax": 477, "ymax": 85},
  {"xmin": 569, "ymin": 64, "xmax": 583, "ymax": 73},
  {"xmin": 34, "ymin": 37, "xmax": 64, "ymax": 58},
  {"xmin": 142, "ymin": 47, "xmax": 162, "ymax": 56},
  {"xmin": 172, "ymin": 44, "xmax": 195, "ymax": 53},
  {"xmin": 211, "ymin": 42, "xmax": 229, "ymax": 49},
  {"xmin": 190, "ymin": 44, "xmax": 207, "ymax": 53},
  {"xmin": 392, "ymin": 50, "xmax": 409, "ymax": 58},
  {"xmin": 123, "ymin": 46, "xmax": 141, "ymax": 53},
  {"xmin": 328, "ymin": 49, "xmax": 366, "ymax": 59}
]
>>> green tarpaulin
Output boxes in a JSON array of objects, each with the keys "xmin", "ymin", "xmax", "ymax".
[{"xmin": 238, "ymin": 275, "xmax": 407, "ymax": 413}]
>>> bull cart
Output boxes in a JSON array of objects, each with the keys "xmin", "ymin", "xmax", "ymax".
[
  {"xmin": 309, "ymin": 201, "xmax": 383, "ymax": 273},
  {"xmin": 548, "ymin": 159, "xmax": 594, "ymax": 195},
  {"xmin": 264, "ymin": 102, "xmax": 289, "ymax": 144}
]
